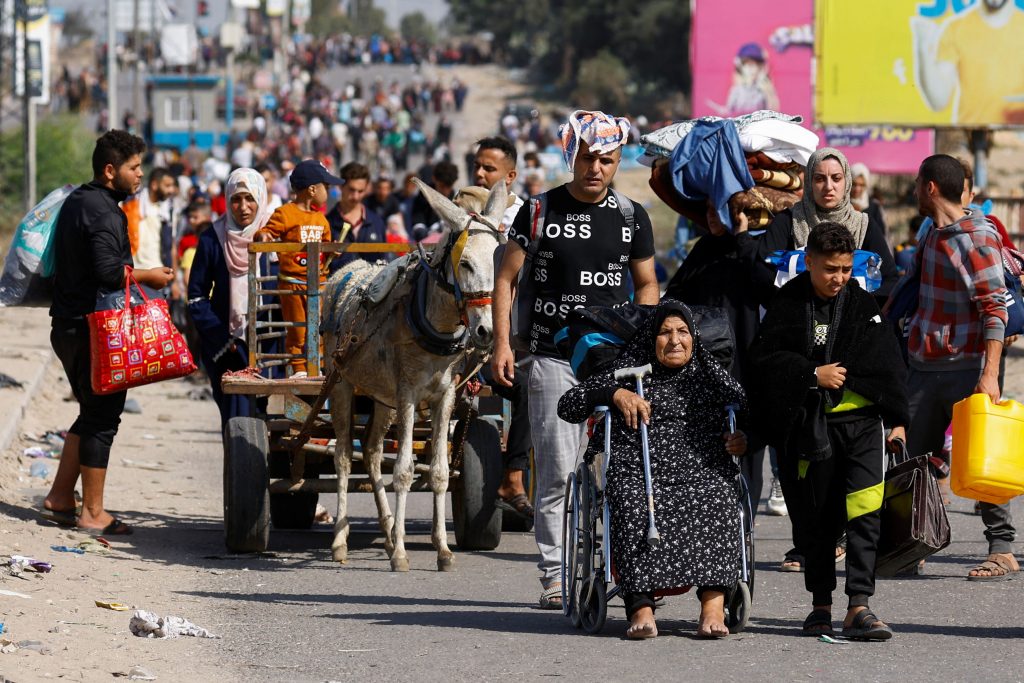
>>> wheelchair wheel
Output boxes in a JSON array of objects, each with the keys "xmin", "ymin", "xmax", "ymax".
[
  {"xmin": 744, "ymin": 525, "xmax": 756, "ymax": 598},
  {"xmin": 725, "ymin": 581, "xmax": 752, "ymax": 633},
  {"xmin": 737, "ymin": 475, "xmax": 756, "ymax": 598},
  {"xmin": 560, "ymin": 472, "xmax": 580, "ymax": 624},
  {"xmin": 577, "ymin": 576, "xmax": 608, "ymax": 634}
]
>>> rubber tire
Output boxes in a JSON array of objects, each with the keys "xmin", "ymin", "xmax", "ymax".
[
  {"xmin": 270, "ymin": 490, "xmax": 319, "ymax": 529},
  {"xmin": 223, "ymin": 417, "xmax": 270, "ymax": 553},
  {"xmin": 738, "ymin": 474, "xmax": 757, "ymax": 598},
  {"xmin": 577, "ymin": 576, "xmax": 608, "ymax": 635},
  {"xmin": 452, "ymin": 418, "xmax": 503, "ymax": 551},
  {"xmin": 502, "ymin": 509, "xmax": 534, "ymax": 533},
  {"xmin": 725, "ymin": 581, "xmax": 752, "ymax": 633}
]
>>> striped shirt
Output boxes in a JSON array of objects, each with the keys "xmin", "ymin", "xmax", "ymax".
[{"xmin": 908, "ymin": 208, "xmax": 1007, "ymax": 370}]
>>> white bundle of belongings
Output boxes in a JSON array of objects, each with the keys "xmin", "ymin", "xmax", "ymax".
[{"xmin": 639, "ymin": 110, "xmax": 817, "ymax": 167}]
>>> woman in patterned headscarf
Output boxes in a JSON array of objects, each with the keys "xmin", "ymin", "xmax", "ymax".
[
  {"xmin": 187, "ymin": 168, "xmax": 272, "ymax": 429},
  {"xmin": 558, "ymin": 300, "xmax": 748, "ymax": 639}
]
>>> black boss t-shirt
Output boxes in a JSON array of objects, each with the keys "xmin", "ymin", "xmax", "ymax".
[{"xmin": 508, "ymin": 185, "xmax": 656, "ymax": 357}]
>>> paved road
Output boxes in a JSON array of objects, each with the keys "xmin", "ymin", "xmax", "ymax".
[
  {"xmin": 4, "ymin": 322, "xmax": 1023, "ymax": 683},
  {"xmin": 185, "ymin": 470, "xmax": 1022, "ymax": 682}
]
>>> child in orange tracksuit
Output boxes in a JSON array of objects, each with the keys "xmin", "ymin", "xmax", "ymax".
[{"xmin": 260, "ymin": 160, "xmax": 345, "ymax": 376}]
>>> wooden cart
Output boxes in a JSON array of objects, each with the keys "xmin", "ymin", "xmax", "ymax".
[{"xmin": 219, "ymin": 241, "xmax": 507, "ymax": 553}]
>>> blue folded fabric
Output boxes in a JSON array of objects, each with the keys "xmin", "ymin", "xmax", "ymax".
[{"xmin": 669, "ymin": 120, "xmax": 754, "ymax": 232}]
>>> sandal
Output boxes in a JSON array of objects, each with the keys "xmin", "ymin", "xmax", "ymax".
[
  {"xmin": 780, "ymin": 549, "xmax": 804, "ymax": 573},
  {"xmin": 967, "ymin": 553, "xmax": 1020, "ymax": 582},
  {"xmin": 539, "ymin": 583, "xmax": 562, "ymax": 610},
  {"xmin": 802, "ymin": 609, "xmax": 834, "ymax": 637},
  {"xmin": 39, "ymin": 505, "xmax": 78, "ymax": 527},
  {"xmin": 842, "ymin": 609, "xmax": 893, "ymax": 641},
  {"xmin": 78, "ymin": 517, "xmax": 133, "ymax": 536},
  {"xmin": 496, "ymin": 493, "xmax": 535, "ymax": 520},
  {"xmin": 626, "ymin": 622, "xmax": 658, "ymax": 640}
]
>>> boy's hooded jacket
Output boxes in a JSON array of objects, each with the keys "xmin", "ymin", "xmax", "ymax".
[{"xmin": 748, "ymin": 272, "xmax": 910, "ymax": 452}]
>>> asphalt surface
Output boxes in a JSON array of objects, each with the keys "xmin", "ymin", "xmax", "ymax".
[{"xmin": 181, "ymin": 464, "xmax": 1022, "ymax": 682}]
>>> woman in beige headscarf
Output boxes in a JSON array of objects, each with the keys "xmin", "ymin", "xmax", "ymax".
[
  {"xmin": 187, "ymin": 168, "xmax": 272, "ymax": 429},
  {"xmin": 740, "ymin": 147, "xmax": 898, "ymax": 307}
]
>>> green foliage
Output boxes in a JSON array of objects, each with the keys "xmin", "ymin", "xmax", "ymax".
[
  {"xmin": 400, "ymin": 11, "xmax": 437, "ymax": 46},
  {"xmin": 62, "ymin": 9, "xmax": 95, "ymax": 45},
  {"xmin": 308, "ymin": 0, "xmax": 389, "ymax": 37},
  {"xmin": 349, "ymin": 0, "xmax": 389, "ymax": 35},
  {"xmin": 0, "ymin": 114, "xmax": 96, "ymax": 244},
  {"xmin": 308, "ymin": 0, "xmax": 355, "ymax": 38},
  {"xmin": 572, "ymin": 50, "xmax": 630, "ymax": 112},
  {"xmin": 447, "ymin": 0, "xmax": 691, "ymax": 117}
]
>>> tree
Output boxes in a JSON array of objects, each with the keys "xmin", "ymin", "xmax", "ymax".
[
  {"xmin": 0, "ymin": 115, "xmax": 96, "ymax": 249},
  {"xmin": 61, "ymin": 9, "xmax": 94, "ymax": 46},
  {"xmin": 446, "ymin": 0, "xmax": 691, "ymax": 116},
  {"xmin": 572, "ymin": 50, "xmax": 630, "ymax": 112},
  {"xmin": 400, "ymin": 11, "xmax": 437, "ymax": 46},
  {"xmin": 350, "ymin": 0, "xmax": 389, "ymax": 35}
]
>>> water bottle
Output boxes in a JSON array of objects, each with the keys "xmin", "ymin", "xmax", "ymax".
[
  {"xmin": 29, "ymin": 461, "xmax": 49, "ymax": 479},
  {"xmin": 865, "ymin": 253, "xmax": 882, "ymax": 293}
]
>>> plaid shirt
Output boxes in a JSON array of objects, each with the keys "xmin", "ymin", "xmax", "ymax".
[{"xmin": 908, "ymin": 209, "xmax": 1007, "ymax": 368}]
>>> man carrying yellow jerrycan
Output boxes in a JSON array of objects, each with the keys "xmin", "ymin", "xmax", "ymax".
[{"xmin": 905, "ymin": 155, "xmax": 1021, "ymax": 581}]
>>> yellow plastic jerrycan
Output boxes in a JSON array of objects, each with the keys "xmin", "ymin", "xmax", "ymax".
[{"xmin": 951, "ymin": 393, "xmax": 1024, "ymax": 505}]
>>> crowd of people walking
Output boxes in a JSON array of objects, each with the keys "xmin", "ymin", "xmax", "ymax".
[{"xmin": 34, "ymin": 99, "xmax": 1018, "ymax": 645}]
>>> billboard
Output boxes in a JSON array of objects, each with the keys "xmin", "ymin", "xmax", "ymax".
[
  {"xmin": 692, "ymin": 0, "xmax": 934, "ymax": 174},
  {"xmin": 4, "ymin": 0, "xmax": 51, "ymax": 105},
  {"xmin": 816, "ymin": 0, "xmax": 1024, "ymax": 127}
]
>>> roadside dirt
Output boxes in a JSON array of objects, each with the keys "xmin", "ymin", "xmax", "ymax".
[{"xmin": 0, "ymin": 359, "xmax": 242, "ymax": 683}]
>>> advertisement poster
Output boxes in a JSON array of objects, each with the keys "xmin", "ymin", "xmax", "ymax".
[
  {"xmin": 692, "ymin": 0, "xmax": 935, "ymax": 173},
  {"xmin": 816, "ymin": 0, "xmax": 1024, "ymax": 127}
]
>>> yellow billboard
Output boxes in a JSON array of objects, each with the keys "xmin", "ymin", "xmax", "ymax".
[{"xmin": 816, "ymin": 0, "xmax": 1024, "ymax": 127}]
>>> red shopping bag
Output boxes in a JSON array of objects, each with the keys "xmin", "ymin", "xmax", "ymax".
[{"xmin": 87, "ymin": 267, "xmax": 196, "ymax": 395}]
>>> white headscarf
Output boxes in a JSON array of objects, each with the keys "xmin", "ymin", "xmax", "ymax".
[
  {"xmin": 212, "ymin": 168, "xmax": 270, "ymax": 338},
  {"xmin": 850, "ymin": 162, "xmax": 871, "ymax": 212}
]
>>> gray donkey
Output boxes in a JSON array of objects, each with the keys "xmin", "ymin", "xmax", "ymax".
[{"xmin": 322, "ymin": 179, "xmax": 506, "ymax": 571}]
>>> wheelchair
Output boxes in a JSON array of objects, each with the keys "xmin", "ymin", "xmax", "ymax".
[{"xmin": 561, "ymin": 406, "xmax": 755, "ymax": 634}]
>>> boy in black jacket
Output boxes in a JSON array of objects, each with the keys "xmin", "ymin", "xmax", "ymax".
[{"xmin": 749, "ymin": 222, "xmax": 909, "ymax": 641}]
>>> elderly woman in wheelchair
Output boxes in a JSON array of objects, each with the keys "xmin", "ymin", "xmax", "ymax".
[{"xmin": 557, "ymin": 300, "xmax": 748, "ymax": 639}]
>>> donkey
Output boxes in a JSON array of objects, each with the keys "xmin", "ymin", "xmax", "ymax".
[{"xmin": 322, "ymin": 179, "xmax": 506, "ymax": 571}]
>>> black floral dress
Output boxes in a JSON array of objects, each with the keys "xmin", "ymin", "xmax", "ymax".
[{"xmin": 557, "ymin": 301, "xmax": 745, "ymax": 594}]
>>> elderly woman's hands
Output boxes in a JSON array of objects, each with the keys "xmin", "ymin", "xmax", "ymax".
[
  {"xmin": 723, "ymin": 429, "xmax": 747, "ymax": 456},
  {"xmin": 613, "ymin": 388, "xmax": 651, "ymax": 430}
]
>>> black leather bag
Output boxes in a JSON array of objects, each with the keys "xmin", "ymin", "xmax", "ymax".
[{"xmin": 876, "ymin": 439, "xmax": 952, "ymax": 577}]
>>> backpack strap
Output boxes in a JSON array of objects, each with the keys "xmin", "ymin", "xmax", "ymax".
[
  {"xmin": 611, "ymin": 188, "xmax": 635, "ymax": 234},
  {"xmin": 525, "ymin": 193, "xmax": 548, "ymax": 261}
]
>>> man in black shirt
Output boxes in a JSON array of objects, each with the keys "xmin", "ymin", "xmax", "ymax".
[
  {"xmin": 42, "ymin": 130, "xmax": 175, "ymax": 535},
  {"xmin": 409, "ymin": 161, "xmax": 458, "ymax": 241},
  {"xmin": 492, "ymin": 111, "xmax": 659, "ymax": 609},
  {"xmin": 363, "ymin": 176, "xmax": 402, "ymax": 222}
]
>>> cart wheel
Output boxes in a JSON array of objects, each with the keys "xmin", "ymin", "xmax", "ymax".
[
  {"xmin": 577, "ymin": 576, "xmax": 608, "ymax": 634},
  {"xmin": 725, "ymin": 581, "xmax": 752, "ymax": 633},
  {"xmin": 452, "ymin": 418, "xmax": 502, "ymax": 550},
  {"xmin": 223, "ymin": 417, "xmax": 270, "ymax": 553},
  {"xmin": 270, "ymin": 489, "xmax": 319, "ymax": 529}
]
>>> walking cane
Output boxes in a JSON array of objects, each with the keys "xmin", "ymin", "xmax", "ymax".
[{"xmin": 614, "ymin": 364, "xmax": 659, "ymax": 548}]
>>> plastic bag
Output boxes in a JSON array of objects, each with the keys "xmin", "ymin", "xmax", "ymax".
[{"xmin": 0, "ymin": 184, "xmax": 75, "ymax": 306}]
